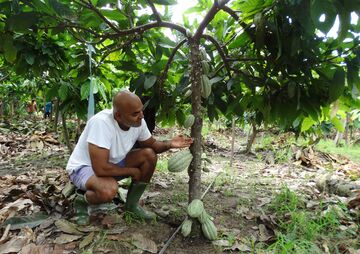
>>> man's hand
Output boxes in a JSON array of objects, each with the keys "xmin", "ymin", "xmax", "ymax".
[{"xmin": 170, "ymin": 135, "xmax": 193, "ymax": 148}]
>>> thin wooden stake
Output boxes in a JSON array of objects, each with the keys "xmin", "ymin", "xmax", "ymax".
[
  {"xmin": 159, "ymin": 171, "xmax": 223, "ymax": 254},
  {"xmin": 230, "ymin": 117, "xmax": 235, "ymax": 167}
]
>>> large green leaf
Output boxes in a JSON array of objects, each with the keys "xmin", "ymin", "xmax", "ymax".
[
  {"xmin": 310, "ymin": 0, "xmax": 337, "ymax": 33},
  {"xmin": 144, "ymin": 75, "xmax": 157, "ymax": 90},
  {"xmin": 5, "ymin": 12, "xmax": 38, "ymax": 32},
  {"xmin": 329, "ymin": 68, "xmax": 345, "ymax": 103},
  {"xmin": 331, "ymin": 116, "xmax": 345, "ymax": 132},
  {"xmin": 100, "ymin": 9, "xmax": 127, "ymax": 23},
  {"xmin": 3, "ymin": 35, "xmax": 17, "ymax": 63},
  {"xmin": 152, "ymin": 0, "xmax": 177, "ymax": 5},
  {"xmin": 228, "ymin": 33, "xmax": 250, "ymax": 49},
  {"xmin": 301, "ymin": 117, "xmax": 316, "ymax": 132},
  {"xmin": 58, "ymin": 84, "xmax": 69, "ymax": 100}
]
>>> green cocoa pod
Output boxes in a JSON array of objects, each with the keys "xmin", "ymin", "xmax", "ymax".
[
  {"xmin": 200, "ymin": 49, "xmax": 207, "ymax": 61},
  {"xmin": 201, "ymin": 61, "xmax": 210, "ymax": 75},
  {"xmin": 201, "ymin": 75, "xmax": 211, "ymax": 98},
  {"xmin": 184, "ymin": 89, "xmax": 192, "ymax": 98},
  {"xmin": 184, "ymin": 114, "xmax": 195, "ymax": 128},
  {"xmin": 168, "ymin": 149, "xmax": 193, "ymax": 173},
  {"xmin": 201, "ymin": 217, "xmax": 218, "ymax": 240},
  {"xmin": 181, "ymin": 219, "xmax": 192, "ymax": 237},
  {"xmin": 187, "ymin": 199, "xmax": 204, "ymax": 218},
  {"xmin": 198, "ymin": 210, "xmax": 213, "ymax": 224}
]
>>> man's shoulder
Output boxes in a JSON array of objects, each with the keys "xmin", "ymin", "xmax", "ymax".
[{"xmin": 89, "ymin": 109, "xmax": 114, "ymax": 126}]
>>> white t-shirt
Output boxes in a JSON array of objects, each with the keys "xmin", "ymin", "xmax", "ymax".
[{"xmin": 66, "ymin": 109, "xmax": 151, "ymax": 174}]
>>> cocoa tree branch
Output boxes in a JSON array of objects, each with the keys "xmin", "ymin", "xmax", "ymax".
[
  {"xmin": 193, "ymin": 0, "xmax": 230, "ymax": 41},
  {"xmin": 158, "ymin": 39, "xmax": 187, "ymax": 90},
  {"xmin": 226, "ymin": 57, "xmax": 267, "ymax": 62},
  {"xmin": 104, "ymin": 21, "xmax": 187, "ymax": 37},
  {"xmin": 99, "ymin": 36, "xmax": 137, "ymax": 64},
  {"xmin": 146, "ymin": 0, "xmax": 162, "ymax": 23},
  {"xmin": 75, "ymin": 0, "xmax": 122, "ymax": 33},
  {"xmin": 202, "ymin": 34, "xmax": 231, "ymax": 76},
  {"xmin": 66, "ymin": 27, "xmax": 107, "ymax": 45},
  {"xmin": 0, "ymin": 73, "xmax": 10, "ymax": 82}
]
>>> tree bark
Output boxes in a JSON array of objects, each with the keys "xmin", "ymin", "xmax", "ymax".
[
  {"xmin": 230, "ymin": 117, "xmax": 236, "ymax": 167},
  {"xmin": 61, "ymin": 113, "xmax": 73, "ymax": 152},
  {"xmin": 245, "ymin": 121, "xmax": 257, "ymax": 154},
  {"xmin": 54, "ymin": 99, "xmax": 60, "ymax": 132},
  {"xmin": 344, "ymin": 112, "xmax": 350, "ymax": 145},
  {"xmin": 188, "ymin": 41, "xmax": 203, "ymax": 201}
]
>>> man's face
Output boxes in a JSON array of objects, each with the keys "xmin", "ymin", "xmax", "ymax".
[{"xmin": 116, "ymin": 100, "xmax": 144, "ymax": 128}]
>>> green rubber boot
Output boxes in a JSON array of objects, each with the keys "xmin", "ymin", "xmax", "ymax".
[
  {"xmin": 73, "ymin": 194, "xmax": 89, "ymax": 225},
  {"xmin": 124, "ymin": 182, "xmax": 156, "ymax": 221}
]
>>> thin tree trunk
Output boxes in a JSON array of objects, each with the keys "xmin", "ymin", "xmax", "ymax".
[
  {"xmin": 344, "ymin": 112, "xmax": 350, "ymax": 145},
  {"xmin": 230, "ymin": 117, "xmax": 235, "ymax": 167},
  {"xmin": 62, "ymin": 113, "xmax": 73, "ymax": 152},
  {"xmin": 54, "ymin": 99, "xmax": 60, "ymax": 132},
  {"xmin": 188, "ymin": 41, "xmax": 202, "ymax": 201},
  {"xmin": 245, "ymin": 121, "xmax": 257, "ymax": 154}
]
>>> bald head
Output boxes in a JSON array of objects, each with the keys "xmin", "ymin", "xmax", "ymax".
[{"xmin": 113, "ymin": 90, "xmax": 142, "ymax": 114}]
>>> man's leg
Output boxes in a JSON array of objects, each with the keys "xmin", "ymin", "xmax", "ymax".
[{"xmin": 123, "ymin": 148, "xmax": 157, "ymax": 220}]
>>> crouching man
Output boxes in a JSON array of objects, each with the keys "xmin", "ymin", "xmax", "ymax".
[{"xmin": 66, "ymin": 90, "xmax": 193, "ymax": 220}]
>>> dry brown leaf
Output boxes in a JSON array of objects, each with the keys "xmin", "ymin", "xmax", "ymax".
[
  {"xmin": 79, "ymin": 232, "xmax": 95, "ymax": 249},
  {"xmin": 0, "ymin": 236, "xmax": 29, "ymax": 254},
  {"xmin": 131, "ymin": 233, "xmax": 157, "ymax": 253},
  {"xmin": 19, "ymin": 243, "xmax": 52, "ymax": 254},
  {"xmin": 53, "ymin": 234, "xmax": 82, "ymax": 244},
  {"xmin": 55, "ymin": 219, "xmax": 83, "ymax": 235}
]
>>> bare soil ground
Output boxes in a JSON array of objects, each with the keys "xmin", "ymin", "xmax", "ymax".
[{"xmin": 0, "ymin": 120, "xmax": 359, "ymax": 254}]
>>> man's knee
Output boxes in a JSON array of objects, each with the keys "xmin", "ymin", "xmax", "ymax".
[
  {"xmin": 95, "ymin": 181, "xmax": 118, "ymax": 202},
  {"xmin": 142, "ymin": 148, "xmax": 157, "ymax": 164}
]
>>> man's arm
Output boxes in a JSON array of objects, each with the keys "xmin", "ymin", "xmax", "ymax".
[
  {"xmin": 138, "ymin": 135, "xmax": 193, "ymax": 154},
  {"xmin": 88, "ymin": 143, "xmax": 141, "ymax": 181}
]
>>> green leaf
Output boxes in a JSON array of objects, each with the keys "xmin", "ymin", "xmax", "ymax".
[
  {"xmin": 331, "ymin": 116, "xmax": 344, "ymax": 132},
  {"xmin": 310, "ymin": 0, "xmax": 337, "ymax": 33},
  {"xmin": 288, "ymin": 81, "xmax": 296, "ymax": 98},
  {"xmin": 229, "ymin": 33, "xmax": 250, "ymax": 49},
  {"xmin": 301, "ymin": 117, "xmax": 316, "ymax": 132},
  {"xmin": 210, "ymin": 76, "xmax": 223, "ymax": 84},
  {"xmin": 6, "ymin": 12, "xmax": 38, "ymax": 32},
  {"xmin": 81, "ymin": 83, "xmax": 90, "ymax": 100},
  {"xmin": 152, "ymin": 0, "xmax": 177, "ymax": 5},
  {"xmin": 100, "ymin": 9, "xmax": 127, "ymax": 23},
  {"xmin": 184, "ymin": 6, "xmax": 204, "ymax": 14},
  {"xmin": 58, "ymin": 84, "xmax": 69, "ymax": 100},
  {"xmin": 329, "ymin": 68, "xmax": 345, "ymax": 103},
  {"xmin": 3, "ymin": 35, "xmax": 17, "ymax": 63},
  {"xmin": 144, "ymin": 75, "xmax": 157, "ymax": 90},
  {"xmin": 25, "ymin": 53, "xmax": 35, "ymax": 65},
  {"xmin": 3, "ymin": 213, "xmax": 48, "ymax": 230},
  {"xmin": 48, "ymin": 0, "xmax": 72, "ymax": 16}
]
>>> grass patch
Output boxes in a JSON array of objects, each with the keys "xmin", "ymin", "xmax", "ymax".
[
  {"xmin": 266, "ymin": 186, "xmax": 356, "ymax": 253},
  {"xmin": 316, "ymin": 139, "xmax": 360, "ymax": 163}
]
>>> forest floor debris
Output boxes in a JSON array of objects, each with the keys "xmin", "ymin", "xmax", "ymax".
[{"xmin": 0, "ymin": 121, "xmax": 359, "ymax": 254}]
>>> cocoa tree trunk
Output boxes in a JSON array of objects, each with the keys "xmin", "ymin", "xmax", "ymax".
[
  {"xmin": 188, "ymin": 41, "xmax": 203, "ymax": 201},
  {"xmin": 54, "ymin": 99, "xmax": 60, "ymax": 132},
  {"xmin": 245, "ymin": 121, "xmax": 258, "ymax": 154},
  {"xmin": 344, "ymin": 112, "xmax": 350, "ymax": 145},
  {"xmin": 61, "ymin": 113, "xmax": 73, "ymax": 152}
]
